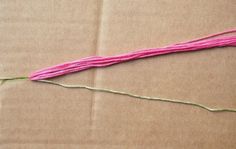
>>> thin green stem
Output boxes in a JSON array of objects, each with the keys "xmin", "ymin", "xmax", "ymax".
[
  {"xmin": 1, "ymin": 76, "xmax": 236, "ymax": 113},
  {"xmin": 0, "ymin": 76, "xmax": 28, "ymax": 81},
  {"xmin": 0, "ymin": 76, "xmax": 28, "ymax": 84},
  {"xmin": 37, "ymin": 80, "xmax": 236, "ymax": 113}
]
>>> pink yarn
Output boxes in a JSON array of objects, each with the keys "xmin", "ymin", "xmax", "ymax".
[{"xmin": 30, "ymin": 29, "xmax": 236, "ymax": 80}]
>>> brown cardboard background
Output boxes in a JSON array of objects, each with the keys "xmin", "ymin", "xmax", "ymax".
[{"xmin": 0, "ymin": 0, "xmax": 236, "ymax": 148}]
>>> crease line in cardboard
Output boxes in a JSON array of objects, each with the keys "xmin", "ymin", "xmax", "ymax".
[{"xmin": 89, "ymin": 0, "xmax": 104, "ymax": 133}]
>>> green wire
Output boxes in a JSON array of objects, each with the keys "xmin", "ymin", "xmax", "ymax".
[
  {"xmin": 1, "ymin": 76, "xmax": 236, "ymax": 113},
  {"xmin": 0, "ymin": 76, "xmax": 28, "ymax": 84},
  {"xmin": 0, "ymin": 76, "xmax": 28, "ymax": 80}
]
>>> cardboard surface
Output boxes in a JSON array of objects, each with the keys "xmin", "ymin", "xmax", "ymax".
[{"xmin": 0, "ymin": 0, "xmax": 236, "ymax": 148}]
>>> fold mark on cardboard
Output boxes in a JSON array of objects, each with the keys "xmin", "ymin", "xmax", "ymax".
[{"xmin": 89, "ymin": 0, "xmax": 104, "ymax": 133}]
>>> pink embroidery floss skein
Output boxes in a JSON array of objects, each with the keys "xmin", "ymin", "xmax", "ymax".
[{"xmin": 30, "ymin": 29, "xmax": 236, "ymax": 81}]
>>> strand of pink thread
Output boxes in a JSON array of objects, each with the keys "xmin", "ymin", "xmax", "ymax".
[{"xmin": 30, "ymin": 29, "xmax": 236, "ymax": 80}]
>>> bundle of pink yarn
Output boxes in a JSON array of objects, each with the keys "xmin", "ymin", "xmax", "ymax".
[{"xmin": 30, "ymin": 29, "xmax": 236, "ymax": 81}]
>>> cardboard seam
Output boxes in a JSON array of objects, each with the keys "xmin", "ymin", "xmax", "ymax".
[{"xmin": 89, "ymin": 0, "xmax": 104, "ymax": 135}]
